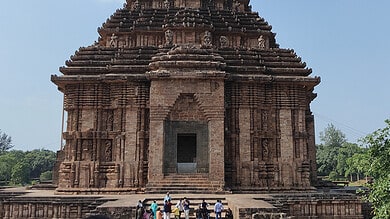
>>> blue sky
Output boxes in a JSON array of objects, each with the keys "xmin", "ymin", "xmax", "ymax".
[{"xmin": 0, "ymin": 0, "xmax": 389, "ymax": 151}]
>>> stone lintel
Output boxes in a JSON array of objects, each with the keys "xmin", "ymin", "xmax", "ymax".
[
  {"xmin": 146, "ymin": 70, "xmax": 227, "ymax": 80},
  {"xmin": 228, "ymin": 74, "xmax": 320, "ymax": 87},
  {"xmin": 51, "ymin": 74, "xmax": 148, "ymax": 88}
]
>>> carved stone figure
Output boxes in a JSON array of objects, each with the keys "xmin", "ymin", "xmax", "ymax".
[
  {"xmin": 107, "ymin": 112, "xmax": 114, "ymax": 131},
  {"xmin": 105, "ymin": 140, "xmax": 112, "ymax": 162},
  {"xmin": 258, "ymin": 35, "xmax": 266, "ymax": 49},
  {"xmin": 220, "ymin": 36, "xmax": 228, "ymax": 48},
  {"xmin": 164, "ymin": 0, "xmax": 170, "ymax": 9},
  {"xmin": 202, "ymin": 31, "xmax": 212, "ymax": 47},
  {"xmin": 165, "ymin": 29, "xmax": 174, "ymax": 46},
  {"xmin": 262, "ymin": 139, "xmax": 269, "ymax": 159},
  {"xmin": 110, "ymin": 33, "xmax": 118, "ymax": 47},
  {"xmin": 233, "ymin": 1, "xmax": 240, "ymax": 12},
  {"xmin": 133, "ymin": 0, "xmax": 140, "ymax": 10},
  {"xmin": 261, "ymin": 111, "xmax": 269, "ymax": 130}
]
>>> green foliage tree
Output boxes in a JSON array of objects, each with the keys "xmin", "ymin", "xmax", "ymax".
[
  {"xmin": 336, "ymin": 143, "xmax": 364, "ymax": 180},
  {"xmin": 0, "ymin": 149, "xmax": 56, "ymax": 185},
  {"xmin": 23, "ymin": 149, "xmax": 56, "ymax": 179},
  {"xmin": 0, "ymin": 150, "xmax": 25, "ymax": 182},
  {"xmin": 362, "ymin": 119, "xmax": 390, "ymax": 218},
  {"xmin": 40, "ymin": 171, "xmax": 53, "ymax": 181},
  {"xmin": 316, "ymin": 124, "xmax": 347, "ymax": 178},
  {"xmin": 0, "ymin": 130, "xmax": 13, "ymax": 154},
  {"xmin": 345, "ymin": 148, "xmax": 369, "ymax": 181},
  {"xmin": 11, "ymin": 162, "xmax": 30, "ymax": 185},
  {"xmin": 316, "ymin": 124, "xmax": 367, "ymax": 181}
]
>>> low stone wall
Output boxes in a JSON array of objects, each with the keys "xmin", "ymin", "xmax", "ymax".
[
  {"xmin": 89, "ymin": 206, "xmax": 134, "ymax": 219},
  {"xmin": 226, "ymin": 192, "xmax": 365, "ymax": 219},
  {"xmin": 0, "ymin": 189, "xmax": 369, "ymax": 219},
  {"xmin": 0, "ymin": 195, "xmax": 112, "ymax": 219}
]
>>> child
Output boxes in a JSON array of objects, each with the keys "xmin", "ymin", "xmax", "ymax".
[{"xmin": 172, "ymin": 207, "xmax": 180, "ymax": 219}]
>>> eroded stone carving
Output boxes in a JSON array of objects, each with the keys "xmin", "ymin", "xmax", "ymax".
[
  {"xmin": 110, "ymin": 33, "xmax": 118, "ymax": 47},
  {"xmin": 258, "ymin": 35, "xmax": 266, "ymax": 49},
  {"xmin": 220, "ymin": 36, "xmax": 228, "ymax": 48},
  {"xmin": 165, "ymin": 29, "xmax": 174, "ymax": 46},
  {"xmin": 262, "ymin": 139, "xmax": 269, "ymax": 159},
  {"xmin": 133, "ymin": 0, "xmax": 140, "ymax": 10},
  {"xmin": 105, "ymin": 140, "xmax": 112, "ymax": 162},
  {"xmin": 202, "ymin": 30, "xmax": 212, "ymax": 47},
  {"xmin": 164, "ymin": 0, "xmax": 170, "ymax": 9}
]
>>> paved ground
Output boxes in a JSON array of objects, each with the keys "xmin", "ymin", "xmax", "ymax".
[{"xmin": 1, "ymin": 187, "xmax": 276, "ymax": 209}]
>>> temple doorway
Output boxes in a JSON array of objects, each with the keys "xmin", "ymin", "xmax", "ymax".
[
  {"xmin": 177, "ymin": 133, "xmax": 197, "ymax": 173},
  {"xmin": 163, "ymin": 121, "xmax": 209, "ymax": 174}
]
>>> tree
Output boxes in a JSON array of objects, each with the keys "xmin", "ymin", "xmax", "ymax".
[
  {"xmin": 0, "ymin": 150, "xmax": 25, "ymax": 182},
  {"xmin": 23, "ymin": 149, "xmax": 56, "ymax": 179},
  {"xmin": 316, "ymin": 124, "xmax": 347, "ymax": 178},
  {"xmin": 336, "ymin": 142, "xmax": 364, "ymax": 180},
  {"xmin": 11, "ymin": 162, "xmax": 30, "ymax": 185},
  {"xmin": 0, "ymin": 130, "xmax": 13, "ymax": 154},
  {"xmin": 319, "ymin": 124, "xmax": 347, "ymax": 148},
  {"xmin": 345, "ymin": 148, "xmax": 370, "ymax": 181},
  {"xmin": 40, "ymin": 171, "xmax": 53, "ymax": 181},
  {"xmin": 0, "ymin": 149, "xmax": 56, "ymax": 185},
  {"xmin": 363, "ymin": 119, "xmax": 390, "ymax": 218}
]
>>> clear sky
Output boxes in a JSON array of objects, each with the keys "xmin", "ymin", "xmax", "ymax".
[{"xmin": 0, "ymin": 0, "xmax": 389, "ymax": 152}]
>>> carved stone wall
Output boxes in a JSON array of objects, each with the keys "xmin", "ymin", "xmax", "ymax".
[
  {"xmin": 0, "ymin": 196, "xmax": 108, "ymax": 219},
  {"xmin": 56, "ymin": 81, "xmax": 150, "ymax": 193},
  {"xmin": 225, "ymin": 82, "xmax": 313, "ymax": 191}
]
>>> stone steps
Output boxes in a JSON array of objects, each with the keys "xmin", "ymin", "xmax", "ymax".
[{"xmin": 146, "ymin": 174, "xmax": 224, "ymax": 194}]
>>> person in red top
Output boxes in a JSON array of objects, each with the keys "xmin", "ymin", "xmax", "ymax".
[{"xmin": 163, "ymin": 199, "xmax": 172, "ymax": 219}]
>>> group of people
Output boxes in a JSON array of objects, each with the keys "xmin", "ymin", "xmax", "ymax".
[
  {"xmin": 161, "ymin": 192, "xmax": 191, "ymax": 219},
  {"xmin": 195, "ymin": 199, "xmax": 232, "ymax": 219},
  {"xmin": 136, "ymin": 192, "xmax": 233, "ymax": 219},
  {"xmin": 137, "ymin": 192, "xmax": 191, "ymax": 219}
]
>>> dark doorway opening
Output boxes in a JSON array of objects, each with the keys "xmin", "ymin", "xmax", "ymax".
[{"xmin": 177, "ymin": 134, "xmax": 197, "ymax": 163}]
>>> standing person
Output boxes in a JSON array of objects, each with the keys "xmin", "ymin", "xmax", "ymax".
[
  {"xmin": 137, "ymin": 200, "xmax": 144, "ymax": 209},
  {"xmin": 175, "ymin": 199, "xmax": 184, "ymax": 218},
  {"xmin": 163, "ymin": 199, "xmax": 172, "ymax": 219},
  {"xmin": 172, "ymin": 206, "xmax": 180, "ymax": 219},
  {"xmin": 183, "ymin": 197, "xmax": 190, "ymax": 219},
  {"xmin": 214, "ymin": 200, "xmax": 224, "ymax": 219},
  {"xmin": 195, "ymin": 205, "xmax": 202, "ymax": 219},
  {"xmin": 150, "ymin": 200, "xmax": 158, "ymax": 219},
  {"xmin": 136, "ymin": 200, "xmax": 144, "ymax": 219},
  {"xmin": 225, "ymin": 208, "xmax": 233, "ymax": 219},
  {"xmin": 156, "ymin": 207, "xmax": 163, "ymax": 219},
  {"xmin": 164, "ymin": 192, "xmax": 171, "ymax": 202},
  {"xmin": 200, "ymin": 199, "xmax": 209, "ymax": 219}
]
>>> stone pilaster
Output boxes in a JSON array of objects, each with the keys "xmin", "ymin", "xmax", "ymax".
[
  {"xmin": 147, "ymin": 120, "xmax": 165, "ymax": 182},
  {"xmin": 279, "ymin": 109, "xmax": 294, "ymax": 187},
  {"xmin": 124, "ymin": 106, "xmax": 139, "ymax": 186},
  {"xmin": 208, "ymin": 119, "xmax": 225, "ymax": 182},
  {"xmin": 239, "ymin": 108, "xmax": 251, "ymax": 186}
]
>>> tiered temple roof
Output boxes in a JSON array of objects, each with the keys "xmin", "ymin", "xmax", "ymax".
[{"xmin": 54, "ymin": 0, "xmax": 318, "ymax": 88}]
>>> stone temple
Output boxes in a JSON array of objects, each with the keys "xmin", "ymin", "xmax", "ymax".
[
  {"xmin": 0, "ymin": 0, "xmax": 365, "ymax": 218},
  {"xmin": 52, "ymin": 0, "xmax": 320, "ymax": 194}
]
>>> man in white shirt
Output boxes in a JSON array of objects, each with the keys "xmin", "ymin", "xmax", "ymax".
[{"xmin": 214, "ymin": 200, "xmax": 224, "ymax": 219}]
